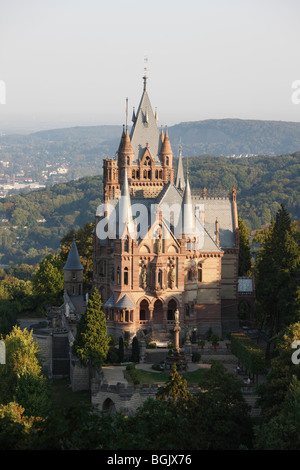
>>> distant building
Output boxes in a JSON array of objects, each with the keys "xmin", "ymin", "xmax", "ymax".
[{"xmin": 93, "ymin": 76, "xmax": 240, "ymax": 343}]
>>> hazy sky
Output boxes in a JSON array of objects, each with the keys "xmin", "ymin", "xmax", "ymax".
[{"xmin": 1, "ymin": 0, "xmax": 300, "ymax": 131}]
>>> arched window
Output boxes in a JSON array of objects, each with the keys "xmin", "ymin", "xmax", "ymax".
[
  {"xmin": 127, "ymin": 156, "xmax": 130, "ymax": 165},
  {"xmin": 132, "ymin": 170, "xmax": 136, "ymax": 179},
  {"xmin": 166, "ymin": 156, "xmax": 169, "ymax": 166},
  {"xmin": 167, "ymin": 299, "xmax": 177, "ymax": 321},
  {"xmin": 140, "ymin": 299, "xmax": 149, "ymax": 321},
  {"xmin": 117, "ymin": 267, "xmax": 120, "ymax": 284}
]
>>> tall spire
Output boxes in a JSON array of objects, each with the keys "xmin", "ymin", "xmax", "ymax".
[
  {"xmin": 175, "ymin": 141, "xmax": 185, "ymax": 191},
  {"xmin": 118, "ymin": 166, "xmax": 135, "ymax": 238},
  {"xmin": 181, "ymin": 177, "xmax": 194, "ymax": 236}
]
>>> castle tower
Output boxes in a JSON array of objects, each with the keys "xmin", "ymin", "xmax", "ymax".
[
  {"xmin": 63, "ymin": 236, "xmax": 84, "ymax": 297},
  {"xmin": 103, "ymin": 76, "xmax": 174, "ymax": 200}
]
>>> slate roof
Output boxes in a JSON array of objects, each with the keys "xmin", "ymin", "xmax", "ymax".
[
  {"xmin": 104, "ymin": 294, "xmax": 115, "ymax": 308},
  {"xmin": 115, "ymin": 294, "xmax": 136, "ymax": 309},
  {"xmin": 129, "ymin": 78, "xmax": 162, "ymax": 165},
  {"xmin": 63, "ymin": 237, "xmax": 83, "ymax": 271},
  {"xmin": 104, "ymin": 293, "xmax": 136, "ymax": 309}
]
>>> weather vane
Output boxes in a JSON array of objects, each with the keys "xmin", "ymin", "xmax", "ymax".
[{"xmin": 143, "ymin": 56, "xmax": 148, "ymax": 91}]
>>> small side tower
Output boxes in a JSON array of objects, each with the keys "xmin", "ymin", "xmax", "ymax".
[{"xmin": 63, "ymin": 236, "xmax": 84, "ymax": 297}]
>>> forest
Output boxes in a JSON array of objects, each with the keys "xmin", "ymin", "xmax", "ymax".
[{"xmin": 0, "ymin": 150, "xmax": 299, "ymax": 266}]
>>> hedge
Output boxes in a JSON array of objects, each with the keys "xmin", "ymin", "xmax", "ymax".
[{"xmin": 231, "ymin": 333, "xmax": 266, "ymax": 376}]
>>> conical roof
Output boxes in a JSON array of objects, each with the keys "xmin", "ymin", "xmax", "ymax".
[
  {"xmin": 181, "ymin": 178, "xmax": 195, "ymax": 235},
  {"xmin": 63, "ymin": 236, "xmax": 83, "ymax": 271},
  {"xmin": 160, "ymin": 128, "xmax": 172, "ymax": 156},
  {"xmin": 119, "ymin": 130, "xmax": 134, "ymax": 156},
  {"xmin": 175, "ymin": 144, "xmax": 185, "ymax": 191}
]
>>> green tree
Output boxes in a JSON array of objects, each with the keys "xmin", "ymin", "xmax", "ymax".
[
  {"xmin": 0, "ymin": 326, "xmax": 49, "ymax": 417},
  {"xmin": 254, "ymin": 376, "xmax": 300, "ymax": 450},
  {"xmin": 72, "ymin": 289, "xmax": 109, "ymax": 367},
  {"xmin": 256, "ymin": 322, "xmax": 300, "ymax": 421},
  {"xmin": 32, "ymin": 254, "xmax": 64, "ymax": 304},
  {"xmin": 255, "ymin": 204, "xmax": 300, "ymax": 349},
  {"xmin": 238, "ymin": 216, "xmax": 252, "ymax": 276},
  {"xmin": 156, "ymin": 365, "xmax": 192, "ymax": 404},
  {"xmin": 131, "ymin": 336, "xmax": 139, "ymax": 363}
]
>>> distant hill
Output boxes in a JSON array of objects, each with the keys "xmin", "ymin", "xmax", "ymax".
[
  {"xmin": 2, "ymin": 119, "xmax": 300, "ymax": 174},
  {"xmin": 168, "ymin": 119, "xmax": 300, "ymax": 156}
]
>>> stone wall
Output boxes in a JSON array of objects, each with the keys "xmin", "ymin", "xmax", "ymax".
[
  {"xmin": 70, "ymin": 355, "xmax": 90, "ymax": 392},
  {"xmin": 91, "ymin": 374, "xmax": 200, "ymax": 415},
  {"xmin": 33, "ymin": 333, "xmax": 52, "ymax": 376}
]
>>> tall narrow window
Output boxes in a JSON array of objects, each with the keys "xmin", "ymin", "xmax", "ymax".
[
  {"xmin": 198, "ymin": 264, "xmax": 202, "ymax": 282},
  {"xmin": 158, "ymin": 269, "xmax": 162, "ymax": 287},
  {"xmin": 124, "ymin": 237, "xmax": 129, "ymax": 252},
  {"xmin": 117, "ymin": 267, "xmax": 120, "ymax": 284},
  {"xmin": 124, "ymin": 267, "xmax": 129, "ymax": 285}
]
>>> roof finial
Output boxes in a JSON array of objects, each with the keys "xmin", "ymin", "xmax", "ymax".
[
  {"xmin": 125, "ymin": 97, "xmax": 128, "ymax": 132},
  {"xmin": 143, "ymin": 56, "xmax": 148, "ymax": 91}
]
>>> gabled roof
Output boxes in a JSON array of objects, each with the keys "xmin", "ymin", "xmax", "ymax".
[{"xmin": 63, "ymin": 236, "xmax": 83, "ymax": 271}]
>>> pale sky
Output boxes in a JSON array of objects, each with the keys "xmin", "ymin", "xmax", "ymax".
[{"xmin": 1, "ymin": 0, "xmax": 300, "ymax": 131}]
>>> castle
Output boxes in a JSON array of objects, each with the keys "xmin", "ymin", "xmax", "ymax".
[{"xmin": 92, "ymin": 75, "xmax": 240, "ymax": 344}]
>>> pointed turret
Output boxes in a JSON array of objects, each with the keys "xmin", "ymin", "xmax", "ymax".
[
  {"xmin": 160, "ymin": 127, "xmax": 172, "ymax": 157},
  {"xmin": 118, "ymin": 166, "xmax": 135, "ymax": 238},
  {"xmin": 63, "ymin": 236, "xmax": 84, "ymax": 297},
  {"xmin": 181, "ymin": 177, "xmax": 195, "ymax": 236},
  {"xmin": 63, "ymin": 235, "xmax": 83, "ymax": 271},
  {"xmin": 175, "ymin": 143, "xmax": 185, "ymax": 191}
]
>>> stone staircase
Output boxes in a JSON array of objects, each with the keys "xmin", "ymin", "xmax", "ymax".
[{"xmin": 243, "ymin": 391, "xmax": 261, "ymax": 418}]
